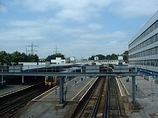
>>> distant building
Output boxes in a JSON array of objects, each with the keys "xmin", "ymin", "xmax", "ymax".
[
  {"xmin": 94, "ymin": 56, "xmax": 99, "ymax": 61},
  {"xmin": 70, "ymin": 57, "xmax": 76, "ymax": 63},
  {"xmin": 39, "ymin": 58, "xmax": 45, "ymax": 62},
  {"xmin": 118, "ymin": 56, "xmax": 123, "ymax": 65},
  {"xmin": 51, "ymin": 57, "xmax": 66, "ymax": 64},
  {"xmin": 123, "ymin": 50, "xmax": 129, "ymax": 63}
]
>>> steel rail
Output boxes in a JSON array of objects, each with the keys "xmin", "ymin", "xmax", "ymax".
[
  {"xmin": 77, "ymin": 79, "xmax": 101, "ymax": 118},
  {"xmin": 114, "ymin": 79, "xmax": 122, "ymax": 118},
  {"xmin": 104, "ymin": 77, "xmax": 122, "ymax": 118},
  {"xmin": 104, "ymin": 77, "xmax": 110, "ymax": 118},
  {"xmin": 91, "ymin": 78, "xmax": 105, "ymax": 118},
  {"xmin": 0, "ymin": 84, "xmax": 46, "ymax": 117}
]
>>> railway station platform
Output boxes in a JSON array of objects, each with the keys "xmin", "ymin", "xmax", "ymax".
[
  {"xmin": 120, "ymin": 76, "xmax": 158, "ymax": 118},
  {"xmin": 10, "ymin": 75, "xmax": 158, "ymax": 118},
  {"xmin": 13, "ymin": 76, "xmax": 95, "ymax": 118},
  {"xmin": 0, "ymin": 85, "xmax": 33, "ymax": 98}
]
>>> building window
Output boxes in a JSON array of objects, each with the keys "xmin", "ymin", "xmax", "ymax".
[{"xmin": 129, "ymin": 20, "xmax": 158, "ymax": 48}]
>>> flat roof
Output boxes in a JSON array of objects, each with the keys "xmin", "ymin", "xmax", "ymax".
[{"xmin": 22, "ymin": 63, "xmax": 76, "ymax": 71}]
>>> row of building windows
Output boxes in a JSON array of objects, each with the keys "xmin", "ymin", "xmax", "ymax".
[
  {"xmin": 129, "ymin": 46, "xmax": 158, "ymax": 58},
  {"xmin": 129, "ymin": 59, "xmax": 158, "ymax": 66},
  {"xmin": 129, "ymin": 20, "xmax": 158, "ymax": 48},
  {"xmin": 129, "ymin": 33, "xmax": 158, "ymax": 53}
]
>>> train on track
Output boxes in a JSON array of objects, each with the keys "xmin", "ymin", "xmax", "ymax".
[
  {"xmin": 45, "ymin": 66, "xmax": 82, "ymax": 88},
  {"xmin": 45, "ymin": 76, "xmax": 59, "ymax": 88}
]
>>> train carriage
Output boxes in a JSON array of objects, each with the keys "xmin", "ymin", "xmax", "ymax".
[
  {"xmin": 45, "ymin": 76, "xmax": 59, "ymax": 88},
  {"xmin": 44, "ymin": 66, "xmax": 82, "ymax": 88}
]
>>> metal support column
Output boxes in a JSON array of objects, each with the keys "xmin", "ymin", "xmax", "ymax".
[
  {"xmin": 64, "ymin": 77, "xmax": 67, "ymax": 101},
  {"xmin": 65, "ymin": 77, "xmax": 67, "ymax": 92},
  {"xmin": 132, "ymin": 76, "xmax": 136, "ymax": 103},
  {"xmin": 1, "ymin": 74, "xmax": 3, "ymax": 89},
  {"xmin": 135, "ymin": 66, "xmax": 138, "ymax": 91},
  {"xmin": 59, "ymin": 77, "xmax": 64, "ymax": 104},
  {"xmin": 22, "ymin": 76, "xmax": 24, "ymax": 84},
  {"xmin": 1, "ymin": 69, "xmax": 3, "ymax": 89}
]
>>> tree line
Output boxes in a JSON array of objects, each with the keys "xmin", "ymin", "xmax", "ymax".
[
  {"xmin": 0, "ymin": 51, "xmax": 66, "ymax": 65},
  {"xmin": 88, "ymin": 54, "xmax": 120, "ymax": 60},
  {"xmin": 89, "ymin": 53, "xmax": 128, "ymax": 63},
  {"xmin": 0, "ymin": 51, "xmax": 128, "ymax": 65},
  {"xmin": 0, "ymin": 51, "xmax": 38, "ymax": 65}
]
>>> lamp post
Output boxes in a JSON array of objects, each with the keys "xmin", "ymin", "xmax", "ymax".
[
  {"xmin": 1, "ymin": 69, "xmax": 3, "ymax": 89},
  {"xmin": 135, "ymin": 65, "xmax": 138, "ymax": 91},
  {"xmin": 65, "ymin": 76, "xmax": 67, "ymax": 92},
  {"xmin": 150, "ymin": 72, "xmax": 154, "ymax": 102}
]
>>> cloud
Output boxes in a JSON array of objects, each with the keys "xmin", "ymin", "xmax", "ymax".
[
  {"xmin": 0, "ymin": 16, "xmax": 128, "ymax": 58},
  {"xmin": 55, "ymin": 9, "xmax": 86, "ymax": 22},
  {"xmin": 8, "ymin": 0, "xmax": 158, "ymax": 22},
  {"xmin": 9, "ymin": 20, "xmax": 37, "ymax": 27},
  {"xmin": 109, "ymin": 0, "xmax": 158, "ymax": 18},
  {"xmin": 88, "ymin": 23, "xmax": 103, "ymax": 30},
  {"xmin": 12, "ymin": 0, "xmax": 112, "ymax": 12},
  {"xmin": 80, "ymin": 31, "xmax": 127, "ymax": 40},
  {"xmin": 10, "ymin": 0, "xmax": 58, "ymax": 12},
  {"xmin": 9, "ymin": 0, "xmax": 113, "ymax": 22},
  {"xmin": 0, "ymin": 27, "xmax": 44, "ymax": 41},
  {"xmin": 1, "ymin": 0, "xmax": 158, "ymax": 58}
]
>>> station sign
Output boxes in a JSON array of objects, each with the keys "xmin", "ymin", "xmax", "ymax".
[
  {"xmin": 9, "ymin": 66, "xmax": 22, "ymax": 72},
  {"xmin": 85, "ymin": 65, "xmax": 100, "ymax": 73},
  {"xmin": 114, "ymin": 65, "xmax": 129, "ymax": 72}
]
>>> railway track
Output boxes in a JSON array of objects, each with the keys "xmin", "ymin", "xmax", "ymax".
[
  {"xmin": 70, "ymin": 77, "xmax": 107, "ymax": 118},
  {"xmin": 0, "ymin": 82, "xmax": 47, "ymax": 118},
  {"xmin": 66, "ymin": 76, "xmax": 127, "ymax": 118},
  {"xmin": 104, "ymin": 76, "xmax": 122, "ymax": 118}
]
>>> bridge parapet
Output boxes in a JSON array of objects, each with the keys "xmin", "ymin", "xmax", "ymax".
[{"xmin": 76, "ymin": 60, "xmax": 119, "ymax": 65}]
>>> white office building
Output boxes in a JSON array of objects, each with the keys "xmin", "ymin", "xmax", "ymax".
[{"xmin": 128, "ymin": 11, "xmax": 158, "ymax": 79}]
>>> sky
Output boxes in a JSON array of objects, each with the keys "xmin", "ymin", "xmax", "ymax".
[{"xmin": 0, "ymin": 0, "xmax": 158, "ymax": 59}]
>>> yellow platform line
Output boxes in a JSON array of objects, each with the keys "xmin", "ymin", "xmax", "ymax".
[
  {"xmin": 39, "ymin": 87, "xmax": 58, "ymax": 101},
  {"xmin": 116, "ymin": 78, "xmax": 123, "ymax": 96},
  {"xmin": 36, "ymin": 79, "xmax": 75, "ymax": 101},
  {"xmin": 119, "ymin": 78, "xmax": 130, "ymax": 96},
  {"xmin": 70, "ymin": 78, "xmax": 97, "ymax": 101}
]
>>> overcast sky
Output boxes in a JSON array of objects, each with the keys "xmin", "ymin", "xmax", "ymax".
[{"xmin": 0, "ymin": 0, "xmax": 158, "ymax": 59}]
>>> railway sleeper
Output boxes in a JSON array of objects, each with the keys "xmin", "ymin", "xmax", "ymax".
[
  {"xmin": 85, "ymin": 106, "xmax": 93, "ymax": 111},
  {"xmin": 83, "ymin": 112, "xmax": 90, "ymax": 117},
  {"xmin": 109, "ymin": 110, "xmax": 120, "ymax": 115},
  {"xmin": 91, "ymin": 97, "xmax": 98, "ymax": 100},
  {"xmin": 109, "ymin": 106, "xmax": 118, "ymax": 110}
]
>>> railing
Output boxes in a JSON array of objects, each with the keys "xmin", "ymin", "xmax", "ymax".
[{"xmin": 0, "ymin": 65, "xmax": 137, "ymax": 77}]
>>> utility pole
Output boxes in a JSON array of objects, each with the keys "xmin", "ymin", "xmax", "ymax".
[
  {"xmin": 54, "ymin": 46, "xmax": 59, "ymax": 54},
  {"xmin": 26, "ymin": 42, "xmax": 38, "ymax": 55},
  {"xmin": 25, "ymin": 47, "xmax": 28, "ymax": 55}
]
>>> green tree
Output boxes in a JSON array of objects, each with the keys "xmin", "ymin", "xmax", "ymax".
[
  {"xmin": 111, "ymin": 53, "xmax": 118, "ymax": 60},
  {"xmin": 89, "ymin": 53, "xmax": 119, "ymax": 60},
  {"xmin": 21, "ymin": 53, "xmax": 28, "ymax": 62},
  {"xmin": 88, "ymin": 55, "xmax": 95, "ymax": 60},
  {"xmin": 96, "ymin": 54, "xmax": 106, "ymax": 60},
  {"xmin": 27, "ymin": 54, "xmax": 39, "ymax": 62},
  {"xmin": 45, "ymin": 53, "xmax": 65, "ymax": 61},
  {"xmin": 12, "ymin": 51, "xmax": 22, "ymax": 64},
  {"xmin": 0, "ymin": 51, "xmax": 39, "ymax": 65},
  {"xmin": 88, "ymin": 54, "xmax": 105, "ymax": 60},
  {"xmin": 0, "ymin": 51, "xmax": 10, "ymax": 64},
  {"xmin": 105, "ymin": 54, "xmax": 111, "ymax": 60}
]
